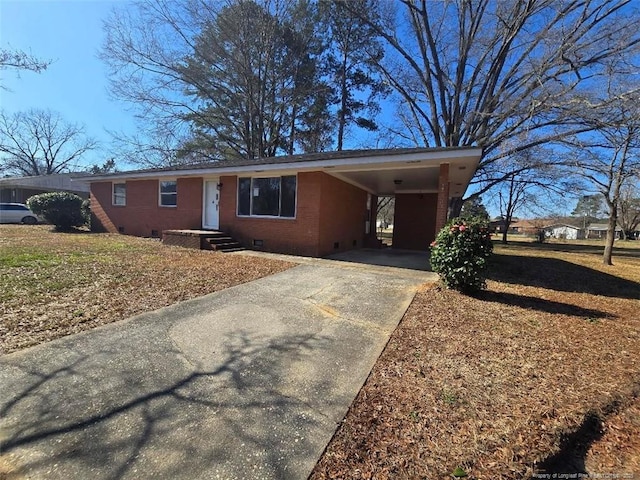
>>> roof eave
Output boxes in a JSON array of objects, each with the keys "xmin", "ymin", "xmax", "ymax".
[{"xmin": 74, "ymin": 147, "xmax": 483, "ymax": 183}]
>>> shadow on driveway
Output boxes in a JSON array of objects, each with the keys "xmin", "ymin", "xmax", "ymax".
[
  {"xmin": 327, "ymin": 248, "xmax": 430, "ymax": 272},
  {"xmin": 2, "ymin": 331, "xmax": 330, "ymax": 480}
]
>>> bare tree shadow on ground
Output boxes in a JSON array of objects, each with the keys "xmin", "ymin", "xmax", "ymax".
[
  {"xmin": 487, "ymin": 254, "xmax": 640, "ymax": 300},
  {"xmin": 0, "ymin": 330, "xmax": 334, "ymax": 480},
  {"xmin": 505, "ymin": 241, "xmax": 640, "ymax": 260},
  {"xmin": 535, "ymin": 412, "xmax": 604, "ymax": 475},
  {"xmin": 476, "ymin": 290, "xmax": 614, "ymax": 320},
  {"xmin": 535, "ymin": 386, "xmax": 640, "ymax": 476}
]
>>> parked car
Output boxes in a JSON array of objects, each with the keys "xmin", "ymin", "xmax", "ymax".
[{"xmin": 0, "ymin": 203, "xmax": 42, "ymax": 224}]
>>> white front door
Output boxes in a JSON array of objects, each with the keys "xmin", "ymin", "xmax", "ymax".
[{"xmin": 203, "ymin": 179, "xmax": 220, "ymax": 230}]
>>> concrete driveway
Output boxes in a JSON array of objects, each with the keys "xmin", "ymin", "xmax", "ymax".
[{"xmin": 0, "ymin": 258, "xmax": 434, "ymax": 480}]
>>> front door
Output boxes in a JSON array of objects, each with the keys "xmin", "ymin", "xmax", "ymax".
[{"xmin": 203, "ymin": 179, "xmax": 220, "ymax": 230}]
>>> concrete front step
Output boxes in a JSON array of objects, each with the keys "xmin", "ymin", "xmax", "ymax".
[
  {"xmin": 207, "ymin": 236, "xmax": 235, "ymax": 244},
  {"xmin": 206, "ymin": 239, "xmax": 244, "ymax": 252},
  {"xmin": 162, "ymin": 229, "xmax": 244, "ymax": 252}
]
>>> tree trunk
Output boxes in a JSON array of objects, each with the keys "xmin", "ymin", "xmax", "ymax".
[
  {"xmin": 449, "ymin": 197, "xmax": 463, "ymax": 217},
  {"xmin": 501, "ymin": 217, "xmax": 513, "ymax": 244},
  {"xmin": 603, "ymin": 213, "xmax": 617, "ymax": 265},
  {"xmin": 288, "ymin": 104, "xmax": 297, "ymax": 155},
  {"xmin": 336, "ymin": 52, "xmax": 349, "ymax": 151}
]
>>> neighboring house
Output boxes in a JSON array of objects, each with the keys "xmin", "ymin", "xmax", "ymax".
[
  {"xmin": 544, "ymin": 223, "xmax": 584, "ymax": 240},
  {"xmin": 507, "ymin": 220, "xmax": 540, "ymax": 235},
  {"xmin": 77, "ymin": 147, "xmax": 481, "ymax": 257},
  {"xmin": 586, "ymin": 223, "xmax": 623, "ymax": 239},
  {"xmin": 0, "ymin": 174, "xmax": 90, "ymax": 203}
]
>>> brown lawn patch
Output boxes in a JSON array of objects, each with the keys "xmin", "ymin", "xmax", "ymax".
[
  {"xmin": 312, "ymin": 240, "xmax": 640, "ymax": 479},
  {"xmin": 0, "ymin": 225, "xmax": 294, "ymax": 354}
]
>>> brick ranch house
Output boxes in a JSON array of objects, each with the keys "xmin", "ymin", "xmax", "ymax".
[{"xmin": 77, "ymin": 147, "xmax": 481, "ymax": 257}]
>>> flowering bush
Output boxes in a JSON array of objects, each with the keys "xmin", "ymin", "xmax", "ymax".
[{"xmin": 429, "ymin": 217, "xmax": 493, "ymax": 293}]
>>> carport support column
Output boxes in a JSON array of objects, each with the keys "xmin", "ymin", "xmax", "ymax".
[
  {"xmin": 367, "ymin": 194, "xmax": 377, "ymax": 236},
  {"xmin": 435, "ymin": 163, "xmax": 450, "ymax": 234}
]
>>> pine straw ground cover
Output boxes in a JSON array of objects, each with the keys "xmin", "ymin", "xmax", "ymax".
[
  {"xmin": 312, "ymin": 240, "xmax": 640, "ymax": 480},
  {"xmin": 0, "ymin": 225, "xmax": 293, "ymax": 354}
]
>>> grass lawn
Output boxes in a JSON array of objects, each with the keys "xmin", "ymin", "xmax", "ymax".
[
  {"xmin": 312, "ymin": 239, "xmax": 640, "ymax": 479},
  {"xmin": 0, "ymin": 225, "xmax": 294, "ymax": 354}
]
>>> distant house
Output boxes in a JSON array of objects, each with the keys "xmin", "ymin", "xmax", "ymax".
[
  {"xmin": 586, "ymin": 223, "xmax": 623, "ymax": 239},
  {"xmin": 0, "ymin": 174, "xmax": 90, "ymax": 203},
  {"xmin": 544, "ymin": 223, "xmax": 584, "ymax": 240},
  {"xmin": 508, "ymin": 220, "xmax": 540, "ymax": 235},
  {"xmin": 489, "ymin": 218, "xmax": 539, "ymax": 235}
]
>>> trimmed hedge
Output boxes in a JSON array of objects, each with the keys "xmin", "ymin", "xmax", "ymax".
[{"xmin": 27, "ymin": 192, "xmax": 86, "ymax": 231}]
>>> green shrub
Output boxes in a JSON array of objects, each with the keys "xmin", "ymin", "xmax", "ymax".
[
  {"xmin": 81, "ymin": 198, "xmax": 91, "ymax": 226},
  {"xmin": 27, "ymin": 192, "xmax": 87, "ymax": 231},
  {"xmin": 429, "ymin": 217, "xmax": 493, "ymax": 293}
]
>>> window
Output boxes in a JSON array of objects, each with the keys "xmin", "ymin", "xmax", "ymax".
[
  {"xmin": 237, "ymin": 178, "xmax": 251, "ymax": 216},
  {"xmin": 237, "ymin": 175, "xmax": 296, "ymax": 218},
  {"xmin": 0, "ymin": 204, "xmax": 27, "ymax": 211},
  {"xmin": 160, "ymin": 181, "xmax": 177, "ymax": 206},
  {"xmin": 113, "ymin": 183, "xmax": 126, "ymax": 206},
  {"xmin": 280, "ymin": 175, "xmax": 296, "ymax": 217}
]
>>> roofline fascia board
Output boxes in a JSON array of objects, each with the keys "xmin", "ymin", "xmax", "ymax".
[{"xmin": 75, "ymin": 148, "xmax": 483, "ymax": 182}]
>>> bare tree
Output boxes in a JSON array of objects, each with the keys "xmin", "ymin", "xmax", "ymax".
[
  {"xmin": 563, "ymin": 88, "xmax": 640, "ymax": 264},
  {"xmin": 101, "ymin": 0, "xmax": 334, "ymax": 163},
  {"xmin": 107, "ymin": 122, "xmax": 195, "ymax": 169},
  {"xmin": 100, "ymin": 0, "xmax": 214, "ymax": 165},
  {"xmin": 0, "ymin": 109, "xmax": 97, "ymax": 176},
  {"xmin": 617, "ymin": 181, "xmax": 640, "ymax": 239},
  {"xmin": 497, "ymin": 174, "xmax": 533, "ymax": 244},
  {"xmin": 345, "ymin": 0, "xmax": 640, "ymax": 213},
  {"xmin": 376, "ymin": 196, "xmax": 394, "ymax": 229},
  {"xmin": 0, "ymin": 47, "xmax": 51, "ymax": 81},
  {"xmin": 494, "ymin": 148, "xmax": 576, "ymax": 243}
]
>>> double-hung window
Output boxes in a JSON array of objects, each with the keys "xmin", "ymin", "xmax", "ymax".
[
  {"xmin": 160, "ymin": 180, "xmax": 177, "ymax": 207},
  {"xmin": 237, "ymin": 175, "xmax": 296, "ymax": 218},
  {"xmin": 113, "ymin": 183, "xmax": 126, "ymax": 206}
]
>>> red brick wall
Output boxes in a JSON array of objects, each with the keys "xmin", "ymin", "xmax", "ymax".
[
  {"xmin": 392, "ymin": 193, "xmax": 438, "ymax": 250},
  {"xmin": 318, "ymin": 173, "xmax": 368, "ymax": 257},
  {"xmin": 219, "ymin": 173, "xmax": 322, "ymax": 256},
  {"xmin": 90, "ymin": 177, "xmax": 203, "ymax": 237},
  {"xmin": 219, "ymin": 171, "xmax": 367, "ymax": 257},
  {"xmin": 91, "ymin": 171, "xmax": 369, "ymax": 257}
]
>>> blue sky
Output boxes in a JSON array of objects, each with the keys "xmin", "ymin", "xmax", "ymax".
[{"xmin": 0, "ymin": 0, "xmax": 136, "ymax": 168}]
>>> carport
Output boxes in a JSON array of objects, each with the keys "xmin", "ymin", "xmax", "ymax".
[{"xmin": 321, "ymin": 147, "xmax": 482, "ymax": 250}]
